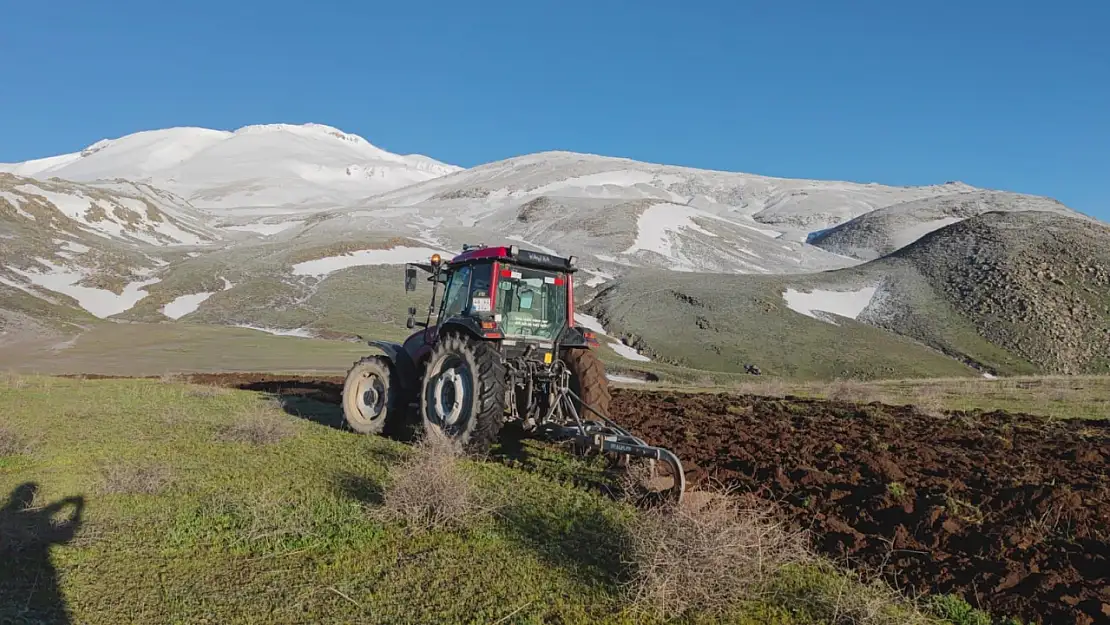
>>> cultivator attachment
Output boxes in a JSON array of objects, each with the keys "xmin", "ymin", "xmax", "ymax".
[{"xmin": 540, "ymin": 363, "xmax": 687, "ymax": 505}]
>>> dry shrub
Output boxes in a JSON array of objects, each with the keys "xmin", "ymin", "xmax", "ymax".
[
  {"xmin": 0, "ymin": 426, "xmax": 31, "ymax": 457},
  {"xmin": 623, "ymin": 485, "xmax": 810, "ymax": 621},
  {"xmin": 216, "ymin": 400, "xmax": 295, "ymax": 445},
  {"xmin": 96, "ymin": 463, "xmax": 174, "ymax": 495},
  {"xmin": 376, "ymin": 427, "xmax": 491, "ymax": 532}
]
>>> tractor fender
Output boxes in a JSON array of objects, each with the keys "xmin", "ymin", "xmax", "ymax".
[
  {"xmin": 367, "ymin": 340, "xmax": 420, "ymax": 393},
  {"xmin": 439, "ymin": 318, "xmax": 486, "ymax": 340},
  {"xmin": 559, "ymin": 325, "xmax": 591, "ymax": 349}
]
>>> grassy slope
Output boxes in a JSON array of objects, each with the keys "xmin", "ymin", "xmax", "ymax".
[
  {"xmin": 0, "ymin": 323, "xmax": 374, "ymax": 376},
  {"xmin": 0, "ymin": 377, "xmax": 633, "ymax": 624},
  {"xmin": 583, "ymin": 269, "xmax": 980, "ymax": 380},
  {"xmin": 0, "ymin": 376, "xmax": 990, "ymax": 625}
]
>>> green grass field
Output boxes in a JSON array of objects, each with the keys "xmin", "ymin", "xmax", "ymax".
[
  {"xmin": 0, "ymin": 375, "xmax": 1000, "ymax": 624},
  {"xmin": 0, "ymin": 323, "xmax": 375, "ymax": 377}
]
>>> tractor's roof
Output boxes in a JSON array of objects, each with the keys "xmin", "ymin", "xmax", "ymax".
[{"xmin": 449, "ymin": 245, "xmax": 578, "ymax": 273}]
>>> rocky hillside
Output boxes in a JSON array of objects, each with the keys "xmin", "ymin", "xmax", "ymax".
[
  {"xmin": 580, "ymin": 211, "xmax": 1110, "ymax": 379},
  {"xmin": 884, "ymin": 211, "xmax": 1110, "ymax": 374},
  {"xmin": 807, "ymin": 191, "xmax": 1083, "ymax": 260}
]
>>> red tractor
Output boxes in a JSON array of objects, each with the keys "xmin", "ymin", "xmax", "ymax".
[{"xmin": 340, "ymin": 243, "xmax": 685, "ymax": 502}]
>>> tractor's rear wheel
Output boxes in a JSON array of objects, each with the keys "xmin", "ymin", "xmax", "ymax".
[
  {"xmin": 342, "ymin": 355, "xmax": 404, "ymax": 435},
  {"xmin": 562, "ymin": 347, "xmax": 611, "ymax": 421},
  {"xmin": 420, "ymin": 334, "xmax": 507, "ymax": 454}
]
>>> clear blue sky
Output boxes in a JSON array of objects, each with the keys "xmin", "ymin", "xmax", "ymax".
[{"xmin": 2, "ymin": 0, "xmax": 1106, "ymax": 219}]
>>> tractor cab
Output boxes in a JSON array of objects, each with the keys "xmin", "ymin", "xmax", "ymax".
[{"xmin": 402, "ymin": 244, "xmax": 597, "ymax": 359}]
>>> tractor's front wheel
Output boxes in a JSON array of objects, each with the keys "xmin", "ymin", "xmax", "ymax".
[
  {"xmin": 419, "ymin": 334, "xmax": 507, "ymax": 454},
  {"xmin": 342, "ymin": 356, "xmax": 404, "ymax": 435}
]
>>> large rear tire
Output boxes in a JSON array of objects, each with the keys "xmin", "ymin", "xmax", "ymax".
[
  {"xmin": 419, "ymin": 334, "xmax": 507, "ymax": 454},
  {"xmin": 342, "ymin": 355, "xmax": 404, "ymax": 435},
  {"xmin": 562, "ymin": 347, "xmax": 611, "ymax": 421}
]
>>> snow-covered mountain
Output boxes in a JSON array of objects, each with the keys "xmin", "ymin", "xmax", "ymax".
[
  {"xmin": 287, "ymin": 151, "xmax": 1001, "ymax": 276},
  {"xmin": 2, "ymin": 123, "xmax": 1095, "ymax": 347},
  {"xmin": 0, "ymin": 123, "xmax": 460, "ymax": 215}
]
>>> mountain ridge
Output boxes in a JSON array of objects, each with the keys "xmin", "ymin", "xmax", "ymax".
[{"xmin": 2, "ymin": 122, "xmax": 1105, "ymax": 380}]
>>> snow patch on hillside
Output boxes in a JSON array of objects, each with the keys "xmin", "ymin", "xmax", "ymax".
[
  {"xmin": 581, "ymin": 268, "xmax": 614, "ymax": 288},
  {"xmin": 625, "ymin": 203, "xmax": 718, "ymax": 258},
  {"xmin": 782, "ymin": 286, "xmax": 878, "ymax": 326},
  {"xmin": 607, "ymin": 374, "xmax": 648, "ymax": 384},
  {"xmin": 291, "ymin": 246, "xmax": 446, "ymax": 277},
  {"xmin": 161, "ymin": 276, "xmax": 234, "ymax": 319},
  {"xmin": 8, "ymin": 259, "xmax": 160, "ymax": 318},
  {"xmin": 15, "ymin": 185, "xmax": 91, "ymax": 222},
  {"xmin": 162, "ymin": 292, "xmax": 216, "ymax": 320},
  {"xmin": 890, "ymin": 217, "xmax": 963, "ymax": 249},
  {"xmin": 574, "ymin": 312, "xmax": 653, "ymax": 361},
  {"xmin": 610, "ymin": 341, "xmax": 652, "ymax": 362},
  {"xmin": 55, "ymin": 240, "xmax": 90, "ymax": 254},
  {"xmin": 232, "ymin": 324, "xmax": 315, "ymax": 338},
  {"xmin": 0, "ymin": 191, "xmax": 36, "ymax": 220}
]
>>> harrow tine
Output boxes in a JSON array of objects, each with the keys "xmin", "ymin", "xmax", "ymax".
[{"xmin": 560, "ymin": 387, "xmax": 686, "ymax": 505}]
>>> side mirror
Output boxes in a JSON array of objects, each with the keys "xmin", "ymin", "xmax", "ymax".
[
  {"xmin": 404, "ymin": 266, "xmax": 417, "ymax": 292},
  {"xmin": 406, "ymin": 306, "xmax": 417, "ymax": 329}
]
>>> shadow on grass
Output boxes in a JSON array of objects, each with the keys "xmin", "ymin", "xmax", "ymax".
[
  {"xmin": 232, "ymin": 379, "xmax": 345, "ymax": 427},
  {"xmin": 487, "ymin": 421, "xmax": 532, "ymax": 466},
  {"xmin": 0, "ymin": 482, "xmax": 84, "ymax": 625},
  {"xmin": 235, "ymin": 379, "xmax": 423, "ymax": 442},
  {"xmin": 333, "ymin": 472, "xmax": 386, "ymax": 507},
  {"xmin": 275, "ymin": 395, "xmax": 346, "ymax": 429},
  {"xmin": 493, "ymin": 497, "xmax": 632, "ymax": 590}
]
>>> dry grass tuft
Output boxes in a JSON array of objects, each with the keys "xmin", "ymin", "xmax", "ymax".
[
  {"xmin": 96, "ymin": 463, "xmax": 174, "ymax": 495},
  {"xmin": 159, "ymin": 372, "xmax": 183, "ymax": 384},
  {"xmin": 375, "ymin": 427, "xmax": 492, "ymax": 532},
  {"xmin": 186, "ymin": 384, "xmax": 230, "ymax": 398},
  {"xmin": 0, "ymin": 370, "xmax": 28, "ymax": 390},
  {"xmin": 0, "ymin": 426, "xmax": 32, "ymax": 457},
  {"xmin": 215, "ymin": 400, "xmax": 296, "ymax": 445},
  {"xmin": 825, "ymin": 379, "xmax": 877, "ymax": 404},
  {"xmin": 729, "ymin": 377, "xmax": 791, "ymax": 398},
  {"xmin": 623, "ymin": 485, "xmax": 810, "ymax": 621},
  {"xmin": 912, "ymin": 385, "xmax": 947, "ymax": 418}
]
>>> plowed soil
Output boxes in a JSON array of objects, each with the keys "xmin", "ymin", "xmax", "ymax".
[{"xmin": 173, "ymin": 374, "xmax": 1109, "ymax": 624}]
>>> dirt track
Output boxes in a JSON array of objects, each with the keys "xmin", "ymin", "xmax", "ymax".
[{"xmin": 176, "ymin": 373, "xmax": 1109, "ymax": 624}]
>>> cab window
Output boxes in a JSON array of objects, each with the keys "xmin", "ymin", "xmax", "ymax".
[{"xmin": 440, "ymin": 265, "xmax": 472, "ymax": 319}]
